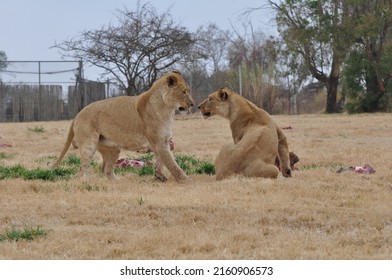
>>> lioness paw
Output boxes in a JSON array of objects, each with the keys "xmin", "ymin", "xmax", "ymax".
[
  {"xmin": 283, "ymin": 168, "xmax": 292, "ymax": 178},
  {"xmin": 154, "ymin": 172, "xmax": 168, "ymax": 182},
  {"xmin": 177, "ymin": 175, "xmax": 191, "ymax": 184}
]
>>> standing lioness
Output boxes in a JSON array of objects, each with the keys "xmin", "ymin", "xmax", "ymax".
[
  {"xmin": 51, "ymin": 71, "xmax": 194, "ymax": 183},
  {"xmin": 198, "ymin": 87, "xmax": 292, "ymax": 180}
]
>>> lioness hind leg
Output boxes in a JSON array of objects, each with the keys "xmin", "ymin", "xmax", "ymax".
[
  {"xmin": 79, "ymin": 143, "xmax": 98, "ymax": 178},
  {"xmin": 76, "ymin": 133, "xmax": 100, "ymax": 178},
  {"xmin": 243, "ymin": 160, "xmax": 279, "ymax": 179},
  {"xmin": 98, "ymin": 145, "xmax": 120, "ymax": 180}
]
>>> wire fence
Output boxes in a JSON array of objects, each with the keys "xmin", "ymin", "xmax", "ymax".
[{"xmin": 0, "ymin": 60, "xmax": 121, "ymax": 122}]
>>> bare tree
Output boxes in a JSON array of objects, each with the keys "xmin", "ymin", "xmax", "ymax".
[
  {"xmin": 193, "ymin": 23, "xmax": 231, "ymax": 74},
  {"xmin": 227, "ymin": 23, "xmax": 281, "ymax": 111},
  {"xmin": 0, "ymin": 51, "xmax": 7, "ymax": 70},
  {"xmin": 53, "ymin": 2, "xmax": 194, "ymax": 95},
  {"xmin": 0, "ymin": 51, "xmax": 7, "ymax": 83}
]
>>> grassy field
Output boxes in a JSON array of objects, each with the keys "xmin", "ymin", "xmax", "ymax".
[{"xmin": 0, "ymin": 113, "xmax": 391, "ymax": 259}]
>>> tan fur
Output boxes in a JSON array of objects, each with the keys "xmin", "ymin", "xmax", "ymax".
[
  {"xmin": 275, "ymin": 151, "xmax": 300, "ymax": 171},
  {"xmin": 198, "ymin": 87, "xmax": 292, "ymax": 180},
  {"xmin": 51, "ymin": 71, "xmax": 194, "ymax": 182}
]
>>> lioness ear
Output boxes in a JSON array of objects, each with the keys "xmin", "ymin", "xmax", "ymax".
[
  {"xmin": 167, "ymin": 75, "xmax": 178, "ymax": 87},
  {"xmin": 218, "ymin": 89, "xmax": 228, "ymax": 101}
]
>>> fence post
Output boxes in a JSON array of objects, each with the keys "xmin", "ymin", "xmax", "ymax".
[{"xmin": 38, "ymin": 61, "xmax": 42, "ymax": 121}]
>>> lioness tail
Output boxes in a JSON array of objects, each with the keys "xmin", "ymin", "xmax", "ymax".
[{"xmin": 49, "ymin": 120, "xmax": 75, "ymax": 170}]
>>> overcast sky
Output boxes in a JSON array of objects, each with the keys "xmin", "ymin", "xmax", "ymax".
[
  {"xmin": 1, "ymin": 0, "xmax": 275, "ymax": 81},
  {"xmin": 1, "ymin": 0, "xmax": 275, "ymax": 60}
]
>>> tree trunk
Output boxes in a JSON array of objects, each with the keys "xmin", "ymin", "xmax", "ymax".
[
  {"xmin": 307, "ymin": 50, "xmax": 341, "ymax": 113},
  {"xmin": 125, "ymin": 83, "xmax": 138, "ymax": 96},
  {"xmin": 363, "ymin": 39, "xmax": 387, "ymax": 112},
  {"xmin": 364, "ymin": 74, "xmax": 386, "ymax": 112},
  {"xmin": 325, "ymin": 75, "xmax": 339, "ymax": 113}
]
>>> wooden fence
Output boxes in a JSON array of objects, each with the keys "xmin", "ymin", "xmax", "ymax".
[
  {"xmin": 67, "ymin": 80, "xmax": 106, "ymax": 119},
  {"xmin": 0, "ymin": 81, "xmax": 106, "ymax": 122}
]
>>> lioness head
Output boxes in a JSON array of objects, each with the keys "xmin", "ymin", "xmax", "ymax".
[
  {"xmin": 198, "ymin": 87, "xmax": 230, "ymax": 119},
  {"xmin": 163, "ymin": 71, "xmax": 194, "ymax": 112}
]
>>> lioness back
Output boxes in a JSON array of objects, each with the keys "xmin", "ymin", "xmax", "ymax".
[{"xmin": 73, "ymin": 96, "xmax": 148, "ymax": 151}]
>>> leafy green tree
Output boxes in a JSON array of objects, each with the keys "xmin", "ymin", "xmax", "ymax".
[
  {"xmin": 270, "ymin": 0, "xmax": 354, "ymax": 113},
  {"xmin": 343, "ymin": 0, "xmax": 392, "ymax": 112}
]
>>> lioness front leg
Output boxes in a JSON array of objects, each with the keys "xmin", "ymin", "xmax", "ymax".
[
  {"xmin": 154, "ymin": 153, "xmax": 167, "ymax": 182},
  {"xmin": 215, "ymin": 144, "xmax": 237, "ymax": 180},
  {"xmin": 155, "ymin": 143, "xmax": 189, "ymax": 183},
  {"xmin": 277, "ymin": 127, "xmax": 292, "ymax": 177}
]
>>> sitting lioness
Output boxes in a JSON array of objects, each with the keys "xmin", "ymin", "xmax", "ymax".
[
  {"xmin": 198, "ymin": 87, "xmax": 292, "ymax": 180},
  {"xmin": 51, "ymin": 71, "xmax": 194, "ymax": 182}
]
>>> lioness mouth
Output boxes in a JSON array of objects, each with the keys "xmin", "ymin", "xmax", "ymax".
[
  {"xmin": 178, "ymin": 107, "xmax": 186, "ymax": 111},
  {"xmin": 202, "ymin": 112, "xmax": 212, "ymax": 117}
]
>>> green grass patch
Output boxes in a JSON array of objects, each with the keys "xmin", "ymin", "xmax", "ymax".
[
  {"xmin": 114, "ymin": 163, "xmax": 154, "ymax": 176},
  {"xmin": 174, "ymin": 154, "xmax": 215, "ymax": 175},
  {"xmin": 136, "ymin": 165, "xmax": 155, "ymax": 176},
  {"xmin": 194, "ymin": 161, "xmax": 215, "ymax": 175},
  {"xmin": 35, "ymin": 155, "xmax": 57, "ymax": 164},
  {"xmin": 115, "ymin": 153, "xmax": 215, "ymax": 176},
  {"xmin": 301, "ymin": 163, "xmax": 322, "ymax": 170},
  {"xmin": 301, "ymin": 163, "xmax": 342, "ymax": 172},
  {"xmin": 137, "ymin": 197, "xmax": 145, "ymax": 206},
  {"xmin": 0, "ymin": 226, "xmax": 48, "ymax": 242},
  {"xmin": 0, "ymin": 164, "xmax": 76, "ymax": 181},
  {"xmin": 78, "ymin": 182, "xmax": 107, "ymax": 192},
  {"xmin": 136, "ymin": 153, "xmax": 154, "ymax": 162},
  {"xmin": 0, "ymin": 152, "xmax": 13, "ymax": 160},
  {"xmin": 28, "ymin": 126, "xmax": 45, "ymax": 133},
  {"xmin": 62, "ymin": 154, "xmax": 81, "ymax": 166},
  {"xmin": 61, "ymin": 154, "xmax": 98, "ymax": 168},
  {"xmin": 2, "ymin": 153, "xmax": 214, "ymax": 181}
]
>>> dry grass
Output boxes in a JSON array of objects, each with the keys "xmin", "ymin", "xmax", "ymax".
[{"xmin": 0, "ymin": 113, "xmax": 391, "ymax": 260}]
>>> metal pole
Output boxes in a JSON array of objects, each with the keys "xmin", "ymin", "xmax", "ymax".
[
  {"xmin": 38, "ymin": 61, "xmax": 41, "ymax": 87},
  {"xmin": 106, "ymin": 78, "xmax": 110, "ymax": 99},
  {"xmin": 238, "ymin": 63, "xmax": 242, "ymax": 96},
  {"xmin": 287, "ymin": 76, "xmax": 291, "ymax": 115},
  {"xmin": 38, "ymin": 61, "xmax": 41, "ymax": 121}
]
